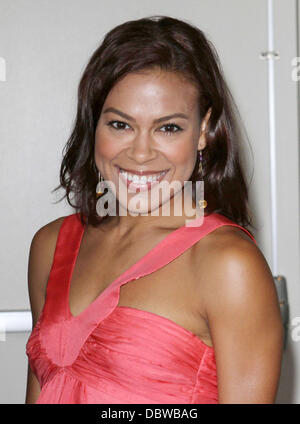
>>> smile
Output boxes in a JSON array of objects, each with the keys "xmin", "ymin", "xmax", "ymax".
[{"xmin": 117, "ymin": 166, "xmax": 169, "ymax": 190}]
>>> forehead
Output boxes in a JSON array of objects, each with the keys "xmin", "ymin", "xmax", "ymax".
[{"xmin": 103, "ymin": 69, "xmax": 199, "ymax": 113}]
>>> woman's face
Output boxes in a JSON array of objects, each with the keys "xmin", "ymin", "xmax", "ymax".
[{"xmin": 94, "ymin": 68, "xmax": 208, "ymax": 216}]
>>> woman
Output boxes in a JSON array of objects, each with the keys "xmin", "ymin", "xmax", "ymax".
[{"xmin": 25, "ymin": 15, "xmax": 283, "ymax": 404}]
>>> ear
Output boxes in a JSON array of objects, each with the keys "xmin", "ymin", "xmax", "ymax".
[{"xmin": 197, "ymin": 107, "xmax": 212, "ymax": 150}]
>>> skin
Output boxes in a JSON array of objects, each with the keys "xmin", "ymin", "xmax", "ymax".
[{"xmin": 25, "ymin": 68, "xmax": 283, "ymax": 404}]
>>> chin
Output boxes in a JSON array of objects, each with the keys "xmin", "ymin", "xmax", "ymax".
[{"xmin": 119, "ymin": 200, "xmax": 163, "ymax": 216}]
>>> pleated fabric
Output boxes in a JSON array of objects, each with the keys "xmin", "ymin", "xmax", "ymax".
[{"xmin": 26, "ymin": 212, "xmax": 256, "ymax": 404}]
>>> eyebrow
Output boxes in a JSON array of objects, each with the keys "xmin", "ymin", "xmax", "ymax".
[{"xmin": 103, "ymin": 107, "xmax": 189, "ymax": 124}]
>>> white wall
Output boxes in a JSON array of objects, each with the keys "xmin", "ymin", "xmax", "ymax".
[{"xmin": 0, "ymin": 0, "xmax": 299, "ymax": 403}]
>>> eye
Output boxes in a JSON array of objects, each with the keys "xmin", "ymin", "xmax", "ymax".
[
  {"xmin": 159, "ymin": 123, "xmax": 183, "ymax": 135},
  {"xmin": 106, "ymin": 120, "xmax": 131, "ymax": 131},
  {"xmin": 106, "ymin": 120, "xmax": 183, "ymax": 135}
]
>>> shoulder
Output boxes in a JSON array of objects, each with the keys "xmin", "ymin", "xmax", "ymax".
[
  {"xmin": 30, "ymin": 215, "xmax": 69, "ymax": 260},
  {"xmin": 27, "ymin": 215, "xmax": 69, "ymax": 325},
  {"xmin": 193, "ymin": 224, "xmax": 278, "ymax": 319},
  {"xmin": 29, "ymin": 214, "xmax": 72, "ymax": 273},
  {"xmin": 194, "ymin": 222, "xmax": 258, "ymax": 265},
  {"xmin": 192, "ymin": 223, "xmax": 257, "ymax": 268}
]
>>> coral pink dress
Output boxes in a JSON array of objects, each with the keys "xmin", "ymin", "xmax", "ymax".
[{"xmin": 26, "ymin": 212, "xmax": 256, "ymax": 404}]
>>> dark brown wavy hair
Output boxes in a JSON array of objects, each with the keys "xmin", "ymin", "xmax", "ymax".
[{"xmin": 52, "ymin": 15, "xmax": 256, "ymax": 234}]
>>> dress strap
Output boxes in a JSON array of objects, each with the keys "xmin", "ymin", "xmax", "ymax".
[
  {"xmin": 41, "ymin": 213, "xmax": 85, "ymax": 320},
  {"xmin": 122, "ymin": 212, "xmax": 256, "ymax": 279}
]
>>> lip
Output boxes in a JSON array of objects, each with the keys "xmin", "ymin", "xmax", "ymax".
[{"xmin": 115, "ymin": 165, "xmax": 169, "ymax": 176}]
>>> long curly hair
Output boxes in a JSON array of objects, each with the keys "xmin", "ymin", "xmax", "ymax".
[{"xmin": 52, "ymin": 15, "xmax": 256, "ymax": 234}]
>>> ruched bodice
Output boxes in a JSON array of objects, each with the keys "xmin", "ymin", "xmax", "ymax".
[{"xmin": 26, "ymin": 212, "xmax": 256, "ymax": 404}]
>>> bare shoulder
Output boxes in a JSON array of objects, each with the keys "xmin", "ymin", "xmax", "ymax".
[
  {"xmin": 31, "ymin": 215, "xmax": 67, "ymax": 249},
  {"xmin": 27, "ymin": 215, "xmax": 68, "ymax": 327},
  {"xmin": 193, "ymin": 224, "xmax": 280, "ymax": 322},
  {"xmin": 195, "ymin": 224, "xmax": 275, "ymax": 302},
  {"xmin": 202, "ymin": 223, "xmax": 257, "ymax": 248}
]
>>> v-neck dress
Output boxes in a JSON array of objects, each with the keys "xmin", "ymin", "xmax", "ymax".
[{"xmin": 26, "ymin": 212, "xmax": 257, "ymax": 404}]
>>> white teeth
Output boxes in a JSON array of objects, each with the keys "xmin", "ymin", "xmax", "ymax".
[
  {"xmin": 140, "ymin": 175, "xmax": 148, "ymax": 184},
  {"xmin": 119, "ymin": 169, "xmax": 167, "ymax": 184}
]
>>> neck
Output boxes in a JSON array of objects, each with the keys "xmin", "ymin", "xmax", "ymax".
[{"xmin": 101, "ymin": 187, "xmax": 206, "ymax": 236}]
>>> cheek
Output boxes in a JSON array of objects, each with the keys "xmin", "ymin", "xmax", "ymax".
[
  {"xmin": 94, "ymin": 131, "xmax": 119, "ymax": 159},
  {"xmin": 167, "ymin": 141, "xmax": 196, "ymax": 167}
]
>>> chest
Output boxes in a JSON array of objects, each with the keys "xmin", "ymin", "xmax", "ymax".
[{"xmin": 68, "ymin": 231, "xmax": 212, "ymax": 346}]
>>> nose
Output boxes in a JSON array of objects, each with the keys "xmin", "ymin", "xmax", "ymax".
[{"xmin": 126, "ymin": 131, "xmax": 158, "ymax": 163}]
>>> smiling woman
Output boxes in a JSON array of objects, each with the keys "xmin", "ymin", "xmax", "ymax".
[{"xmin": 25, "ymin": 15, "xmax": 283, "ymax": 404}]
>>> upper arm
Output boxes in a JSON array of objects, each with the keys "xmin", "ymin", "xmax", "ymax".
[
  {"xmin": 201, "ymin": 236, "xmax": 284, "ymax": 404},
  {"xmin": 25, "ymin": 216, "xmax": 66, "ymax": 404}
]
